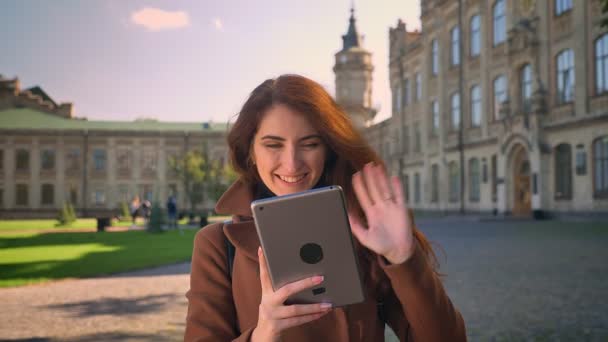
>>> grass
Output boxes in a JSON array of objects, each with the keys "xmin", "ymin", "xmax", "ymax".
[
  {"xmin": 0, "ymin": 217, "xmax": 197, "ymax": 234},
  {"xmin": 0, "ymin": 229, "xmax": 197, "ymax": 287}
]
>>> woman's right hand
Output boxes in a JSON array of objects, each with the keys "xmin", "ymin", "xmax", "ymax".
[{"xmin": 251, "ymin": 247, "xmax": 332, "ymax": 342}]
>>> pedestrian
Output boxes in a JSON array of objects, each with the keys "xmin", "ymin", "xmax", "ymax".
[
  {"xmin": 185, "ymin": 74, "xmax": 466, "ymax": 341},
  {"xmin": 167, "ymin": 195, "xmax": 178, "ymax": 229},
  {"xmin": 129, "ymin": 195, "xmax": 140, "ymax": 229}
]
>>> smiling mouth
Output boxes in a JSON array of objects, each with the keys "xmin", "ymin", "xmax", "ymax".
[{"xmin": 276, "ymin": 173, "xmax": 307, "ymax": 184}]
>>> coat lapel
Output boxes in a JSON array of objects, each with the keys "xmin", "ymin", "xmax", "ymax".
[{"xmin": 215, "ymin": 178, "xmax": 260, "ymax": 262}]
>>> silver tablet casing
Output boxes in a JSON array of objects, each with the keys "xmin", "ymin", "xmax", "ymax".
[{"xmin": 251, "ymin": 185, "xmax": 365, "ymax": 307}]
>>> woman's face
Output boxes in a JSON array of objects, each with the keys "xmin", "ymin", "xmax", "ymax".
[{"xmin": 252, "ymin": 104, "xmax": 327, "ymax": 196}]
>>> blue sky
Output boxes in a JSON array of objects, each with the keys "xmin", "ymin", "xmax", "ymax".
[{"xmin": 1, "ymin": 0, "xmax": 420, "ymax": 123}]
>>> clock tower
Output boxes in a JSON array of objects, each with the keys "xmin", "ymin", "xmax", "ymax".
[{"xmin": 333, "ymin": 7, "xmax": 376, "ymax": 128}]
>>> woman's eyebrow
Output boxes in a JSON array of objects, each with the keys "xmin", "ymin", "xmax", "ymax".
[{"xmin": 260, "ymin": 134, "xmax": 322, "ymax": 142}]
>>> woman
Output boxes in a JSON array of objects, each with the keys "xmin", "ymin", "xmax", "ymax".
[{"xmin": 185, "ymin": 75, "xmax": 466, "ymax": 341}]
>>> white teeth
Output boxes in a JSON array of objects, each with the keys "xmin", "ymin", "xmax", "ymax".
[{"xmin": 278, "ymin": 174, "xmax": 305, "ymax": 183}]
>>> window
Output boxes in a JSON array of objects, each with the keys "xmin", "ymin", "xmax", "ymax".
[
  {"xmin": 469, "ymin": 158, "xmax": 480, "ymax": 202},
  {"xmin": 431, "ymin": 100, "xmax": 440, "ymax": 135},
  {"xmin": 394, "ymin": 85, "xmax": 402, "ymax": 113},
  {"xmin": 595, "ymin": 34, "xmax": 608, "ymax": 95},
  {"xmin": 576, "ymin": 145, "xmax": 586, "ymax": 175},
  {"xmin": 470, "ymin": 15, "xmax": 481, "ymax": 57},
  {"xmin": 0, "ymin": 149, "xmax": 4, "ymax": 171},
  {"xmin": 0, "ymin": 188, "xmax": 3, "ymax": 207},
  {"xmin": 451, "ymin": 26, "xmax": 460, "ymax": 66},
  {"xmin": 414, "ymin": 123, "xmax": 421, "ymax": 153},
  {"xmin": 449, "ymin": 162, "xmax": 460, "ymax": 202},
  {"xmin": 593, "ymin": 136, "xmax": 608, "ymax": 197},
  {"xmin": 471, "ymin": 85, "xmax": 482, "ymax": 127},
  {"xmin": 493, "ymin": 0, "xmax": 506, "ymax": 46},
  {"xmin": 482, "ymin": 158, "xmax": 488, "ymax": 183},
  {"xmin": 431, "ymin": 164, "xmax": 439, "ymax": 203},
  {"xmin": 491, "ymin": 155, "xmax": 497, "ymax": 202},
  {"xmin": 68, "ymin": 184, "xmax": 78, "ymax": 204},
  {"xmin": 117, "ymin": 148, "xmax": 132, "ymax": 175},
  {"xmin": 451, "ymin": 92, "xmax": 461, "ymax": 130},
  {"xmin": 555, "ymin": 144, "xmax": 572, "ymax": 199},
  {"xmin": 41, "ymin": 149, "xmax": 55, "ymax": 171},
  {"xmin": 493, "ymin": 75, "xmax": 507, "ymax": 119},
  {"xmin": 94, "ymin": 189, "xmax": 105, "ymax": 205},
  {"xmin": 16, "ymin": 149, "xmax": 29, "ymax": 172},
  {"xmin": 521, "ymin": 64, "xmax": 533, "ymax": 113},
  {"xmin": 556, "ymin": 49, "xmax": 575, "ymax": 104},
  {"xmin": 66, "ymin": 148, "xmax": 80, "ymax": 173},
  {"xmin": 93, "ymin": 149, "xmax": 106, "ymax": 172},
  {"xmin": 555, "ymin": 0, "xmax": 572, "ymax": 16},
  {"xmin": 402, "ymin": 125, "xmax": 409, "ymax": 154},
  {"xmin": 403, "ymin": 79, "xmax": 410, "ymax": 107},
  {"xmin": 431, "ymin": 39, "xmax": 439, "ymax": 76},
  {"xmin": 142, "ymin": 149, "xmax": 157, "ymax": 175},
  {"xmin": 415, "ymin": 73, "xmax": 422, "ymax": 101},
  {"xmin": 16, "ymin": 184, "xmax": 28, "ymax": 206},
  {"xmin": 41, "ymin": 184, "xmax": 54, "ymax": 205},
  {"xmin": 414, "ymin": 173, "xmax": 421, "ymax": 203}
]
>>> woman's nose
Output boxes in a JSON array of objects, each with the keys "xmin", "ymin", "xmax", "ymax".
[{"xmin": 281, "ymin": 147, "xmax": 302, "ymax": 173}]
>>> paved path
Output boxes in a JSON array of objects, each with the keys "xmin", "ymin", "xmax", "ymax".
[
  {"xmin": 2, "ymin": 218, "xmax": 607, "ymax": 341},
  {"xmin": 0, "ymin": 263, "xmax": 191, "ymax": 341}
]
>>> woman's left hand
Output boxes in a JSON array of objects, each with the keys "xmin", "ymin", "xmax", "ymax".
[{"xmin": 348, "ymin": 162, "xmax": 415, "ymax": 265}]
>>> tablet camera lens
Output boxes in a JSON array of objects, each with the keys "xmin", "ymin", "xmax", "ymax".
[{"xmin": 300, "ymin": 243, "xmax": 323, "ymax": 264}]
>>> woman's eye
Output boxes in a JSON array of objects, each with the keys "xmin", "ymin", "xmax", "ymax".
[
  {"xmin": 303, "ymin": 143, "xmax": 320, "ymax": 148},
  {"xmin": 265, "ymin": 144, "xmax": 282, "ymax": 149}
]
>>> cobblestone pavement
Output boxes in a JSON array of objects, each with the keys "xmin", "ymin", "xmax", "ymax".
[{"xmin": 1, "ymin": 218, "xmax": 607, "ymax": 341}]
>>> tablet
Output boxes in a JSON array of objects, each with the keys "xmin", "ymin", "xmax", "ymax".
[{"xmin": 251, "ymin": 185, "xmax": 365, "ymax": 307}]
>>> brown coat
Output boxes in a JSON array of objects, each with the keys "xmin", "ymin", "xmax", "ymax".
[{"xmin": 185, "ymin": 180, "xmax": 466, "ymax": 341}]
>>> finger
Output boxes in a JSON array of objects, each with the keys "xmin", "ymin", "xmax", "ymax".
[
  {"xmin": 363, "ymin": 163, "xmax": 382, "ymax": 204},
  {"xmin": 272, "ymin": 302, "xmax": 332, "ymax": 320},
  {"xmin": 273, "ymin": 275, "xmax": 324, "ymax": 305},
  {"xmin": 352, "ymin": 171, "xmax": 372, "ymax": 211},
  {"xmin": 258, "ymin": 247, "xmax": 273, "ymax": 294},
  {"xmin": 348, "ymin": 212, "xmax": 369, "ymax": 246},
  {"xmin": 391, "ymin": 175, "xmax": 406, "ymax": 206},
  {"xmin": 372, "ymin": 165, "xmax": 393, "ymax": 203},
  {"xmin": 278, "ymin": 311, "xmax": 330, "ymax": 331}
]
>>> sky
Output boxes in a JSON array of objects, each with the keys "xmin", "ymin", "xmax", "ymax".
[{"xmin": 1, "ymin": 0, "xmax": 421, "ymax": 124}]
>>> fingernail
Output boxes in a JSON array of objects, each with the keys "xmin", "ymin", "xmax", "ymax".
[
  {"xmin": 258, "ymin": 247, "xmax": 261, "ymax": 255},
  {"xmin": 313, "ymin": 275, "xmax": 324, "ymax": 284},
  {"xmin": 320, "ymin": 302, "xmax": 333, "ymax": 309}
]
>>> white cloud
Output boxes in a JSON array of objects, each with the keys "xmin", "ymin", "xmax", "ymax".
[
  {"xmin": 131, "ymin": 7, "xmax": 190, "ymax": 31},
  {"xmin": 212, "ymin": 17, "xmax": 224, "ymax": 31}
]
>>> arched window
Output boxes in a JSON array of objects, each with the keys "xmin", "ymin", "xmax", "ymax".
[
  {"xmin": 451, "ymin": 25, "xmax": 460, "ymax": 66},
  {"xmin": 593, "ymin": 136, "xmax": 608, "ymax": 198},
  {"xmin": 431, "ymin": 100, "xmax": 440, "ymax": 135},
  {"xmin": 493, "ymin": 75, "xmax": 507, "ymax": 119},
  {"xmin": 493, "ymin": 0, "xmax": 506, "ymax": 45},
  {"xmin": 555, "ymin": 143, "xmax": 572, "ymax": 199},
  {"xmin": 470, "ymin": 15, "xmax": 481, "ymax": 57},
  {"xmin": 469, "ymin": 158, "xmax": 480, "ymax": 202},
  {"xmin": 470, "ymin": 85, "xmax": 482, "ymax": 127},
  {"xmin": 451, "ymin": 92, "xmax": 461, "ymax": 130},
  {"xmin": 449, "ymin": 161, "xmax": 460, "ymax": 203},
  {"xmin": 431, "ymin": 164, "xmax": 439, "ymax": 203},
  {"xmin": 431, "ymin": 39, "xmax": 439, "ymax": 76},
  {"xmin": 556, "ymin": 49, "xmax": 575, "ymax": 104},
  {"xmin": 595, "ymin": 34, "xmax": 608, "ymax": 95},
  {"xmin": 521, "ymin": 64, "xmax": 533, "ymax": 112}
]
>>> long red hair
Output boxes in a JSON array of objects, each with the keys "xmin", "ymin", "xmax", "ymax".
[{"xmin": 227, "ymin": 75, "xmax": 439, "ymax": 286}]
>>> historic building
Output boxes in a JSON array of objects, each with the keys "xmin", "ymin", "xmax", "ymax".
[
  {"xmin": 340, "ymin": 1, "xmax": 608, "ymax": 217},
  {"xmin": 0, "ymin": 75, "xmax": 228, "ymax": 218}
]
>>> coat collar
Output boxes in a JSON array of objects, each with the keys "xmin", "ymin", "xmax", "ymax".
[{"xmin": 215, "ymin": 178, "xmax": 260, "ymax": 262}]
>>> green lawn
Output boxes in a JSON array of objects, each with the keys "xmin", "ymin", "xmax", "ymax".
[
  {"xmin": 0, "ymin": 217, "xmax": 198, "ymax": 234},
  {"xmin": 0, "ymin": 229, "xmax": 198, "ymax": 287}
]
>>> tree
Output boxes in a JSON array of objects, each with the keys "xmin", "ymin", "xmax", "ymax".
[
  {"xmin": 147, "ymin": 201, "xmax": 165, "ymax": 233},
  {"xmin": 168, "ymin": 143, "xmax": 236, "ymax": 214}
]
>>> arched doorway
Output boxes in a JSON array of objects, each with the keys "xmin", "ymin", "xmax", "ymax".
[{"xmin": 511, "ymin": 144, "xmax": 532, "ymax": 216}]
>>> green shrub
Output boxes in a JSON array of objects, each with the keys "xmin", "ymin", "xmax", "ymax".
[
  {"xmin": 147, "ymin": 202, "xmax": 165, "ymax": 233},
  {"xmin": 120, "ymin": 202, "xmax": 131, "ymax": 221},
  {"xmin": 57, "ymin": 202, "xmax": 76, "ymax": 226}
]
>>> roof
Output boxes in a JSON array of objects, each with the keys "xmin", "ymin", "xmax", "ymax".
[
  {"xmin": 0, "ymin": 108, "xmax": 228, "ymax": 133},
  {"xmin": 24, "ymin": 86, "xmax": 58, "ymax": 108}
]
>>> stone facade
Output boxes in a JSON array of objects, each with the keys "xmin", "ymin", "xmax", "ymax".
[
  {"xmin": 357, "ymin": 0, "xmax": 608, "ymax": 216},
  {"xmin": 0, "ymin": 76, "xmax": 228, "ymax": 219}
]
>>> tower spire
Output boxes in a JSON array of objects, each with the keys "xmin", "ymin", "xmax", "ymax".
[{"xmin": 342, "ymin": 4, "xmax": 361, "ymax": 51}]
